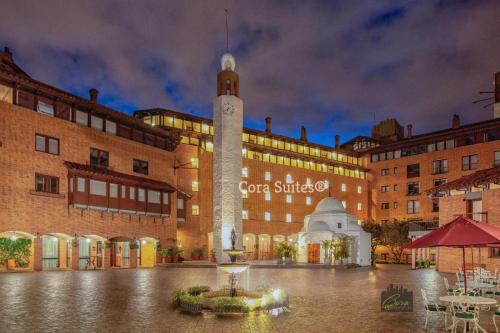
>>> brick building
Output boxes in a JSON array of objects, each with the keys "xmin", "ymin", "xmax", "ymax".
[{"xmin": 0, "ymin": 46, "xmax": 499, "ymax": 270}]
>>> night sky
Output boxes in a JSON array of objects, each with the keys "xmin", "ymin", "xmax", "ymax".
[{"xmin": 1, "ymin": 1, "xmax": 499, "ymax": 146}]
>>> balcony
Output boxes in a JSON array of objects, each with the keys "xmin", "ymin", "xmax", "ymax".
[{"xmin": 408, "ymin": 220, "xmax": 439, "ymax": 238}]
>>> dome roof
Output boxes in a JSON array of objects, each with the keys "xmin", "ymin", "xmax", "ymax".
[{"xmin": 314, "ymin": 197, "xmax": 346, "ymax": 213}]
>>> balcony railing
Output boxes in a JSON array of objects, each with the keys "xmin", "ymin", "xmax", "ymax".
[{"xmin": 408, "ymin": 221, "xmax": 439, "ymax": 232}]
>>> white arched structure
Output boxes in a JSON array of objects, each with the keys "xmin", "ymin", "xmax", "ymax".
[{"xmin": 297, "ymin": 197, "xmax": 371, "ymax": 266}]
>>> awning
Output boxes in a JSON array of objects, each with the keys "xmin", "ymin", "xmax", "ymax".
[{"xmin": 426, "ymin": 166, "xmax": 500, "ymax": 196}]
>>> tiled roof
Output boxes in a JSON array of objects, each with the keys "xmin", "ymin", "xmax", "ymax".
[{"xmin": 426, "ymin": 166, "xmax": 500, "ymax": 195}]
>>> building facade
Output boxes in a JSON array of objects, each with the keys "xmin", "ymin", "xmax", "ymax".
[{"xmin": 0, "ymin": 46, "xmax": 499, "ymax": 270}]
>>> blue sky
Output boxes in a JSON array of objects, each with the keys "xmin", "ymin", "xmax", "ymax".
[{"xmin": 1, "ymin": 0, "xmax": 499, "ymax": 146}]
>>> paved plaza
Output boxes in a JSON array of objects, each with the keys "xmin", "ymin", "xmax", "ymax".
[{"xmin": 0, "ymin": 264, "xmax": 498, "ymax": 332}]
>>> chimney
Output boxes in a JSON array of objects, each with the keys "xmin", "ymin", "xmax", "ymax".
[
  {"xmin": 407, "ymin": 124, "xmax": 413, "ymax": 138},
  {"xmin": 300, "ymin": 126, "xmax": 307, "ymax": 142},
  {"xmin": 265, "ymin": 117, "xmax": 272, "ymax": 133},
  {"xmin": 335, "ymin": 134, "xmax": 340, "ymax": 149},
  {"xmin": 3, "ymin": 47, "xmax": 12, "ymax": 61},
  {"xmin": 495, "ymin": 72, "xmax": 500, "ymax": 119},
  {"xmin": 89, "ymin": 88, "xmax": 99, "ymax": 103},
  {"xmin": 452, "ymin": 114, "xmax": 460, "ymax": 128}
]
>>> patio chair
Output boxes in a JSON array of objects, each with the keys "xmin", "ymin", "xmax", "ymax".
[
  {"xmin": 450, "ymin": 301, "xmax": 481, "ymax": 333},
  {"xmin": 456, "ymin": 271, "xmax": 463, "ymax": 284},
  {"xmin": 421, "ymin": 289, "xmax": 448, "ymax": 330},
  {"xmin": 444, "ymin": 277, "xmax": 460, "ymax": 296},
  {"xmin": 493, "ymin": 306, "xmax": 500, "ymax": 333}
]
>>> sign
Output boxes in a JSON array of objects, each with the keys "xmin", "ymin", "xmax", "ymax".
[{"xmin": 381, "ymin": 284, "xmax": 413, "ymax": 312}]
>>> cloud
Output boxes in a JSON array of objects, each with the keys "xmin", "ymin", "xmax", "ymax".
[{"xmin": 0, "ymin": 0, "xmax": 499, "ymax": 144}]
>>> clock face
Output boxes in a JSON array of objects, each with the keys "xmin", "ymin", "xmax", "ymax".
[{"xmin": 222, "ymin": 102, "xmax": 235, "ymax": 116}]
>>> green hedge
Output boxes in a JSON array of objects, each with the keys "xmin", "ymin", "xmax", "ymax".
[
  {"xmin": 170, "ymin": 290, "xmax": 186, "ymax": 308},
  {"xmin": 179, "ymin": 294, "xmax": 203, "ymax": 314},
  {"xmin": 187, "ymin": 285, "xmax": 211, "ymax": 296},
  {"xmin": 214, "ymin": 297, "xmax": 249, "ymax": 314}
]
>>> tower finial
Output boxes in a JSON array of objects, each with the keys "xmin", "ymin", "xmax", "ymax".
[{"xmin": 225, "ymin": 9, "xmax": 229, "ymax": 53}]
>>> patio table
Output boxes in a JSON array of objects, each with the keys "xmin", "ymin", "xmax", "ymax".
[
  {"xmin": 456, "ymin": 282, "xmax": 495, "ymax": 289},
  {"xmin": 439, "ymin": 296, "xmax": 496, "ymax": 332}
]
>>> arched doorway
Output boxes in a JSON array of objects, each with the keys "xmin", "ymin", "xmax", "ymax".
[
  {"xmin": 138, "ymin": 237, "xmax": 157, "ymax": 268},
  {"xmin": 41, "ymin": 233, "xmax": 72, "ymax": 270},
  {"xmin": 109, "ymin": 237, "xmax": 131, "ymax": 268},
  {"xmin": 79, "ymin": 235, "xmax": 107, "ymax": 270},
  {"xmin": 0, "ymin": 231, "xmax": 35, "ymax": 271},
  {"xmin": 243, "ymin": 233, "xmax": 256, "ymax": 260},
  {"xmin": 257, "ymin": 234, "xmax": 272, "ymax": 260}
]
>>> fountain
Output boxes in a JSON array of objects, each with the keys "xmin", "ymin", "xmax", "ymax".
[{"xmin": 217, "ymin": 229, "xmax": 250, "ymax": 297}]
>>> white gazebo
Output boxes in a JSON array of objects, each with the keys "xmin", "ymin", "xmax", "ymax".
[{"xmin": 297, "ymin": 197, "xmax": 371, "ymax": 266}]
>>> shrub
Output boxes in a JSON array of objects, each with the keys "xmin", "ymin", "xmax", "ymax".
[
  {"xmin": 171, "ymin": 290, "xmax": 186, "ymax": 307},
  {"xmin": 214, "ymin": 297, "xmax": 249, "ymax": 314},
  {"xmin": 0, "ymin": 238, "xmax": 32, "ymax": 265},
  {"xmin": 187, "ymin": 285, "xmax": 211, "ymax": 296},
  {"xmin": 179, "ymin": 294, "xmax": 203, "ymax": 314}
]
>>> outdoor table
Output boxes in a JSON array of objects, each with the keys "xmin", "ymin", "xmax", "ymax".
[
  {"xmin": 456, "ymin": 282, "xmax": 495, "ymax": 289},
  {"xmin": 439, "ymin": 295, "xmax": 496, "ymax": 332}
]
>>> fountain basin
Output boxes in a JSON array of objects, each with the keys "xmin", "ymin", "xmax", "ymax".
[
  {"xmin": 218, "ymin": 263, "xmax": 250, "ymax": 274},
  {"xmin": 223, "ymin": 249, "xmax": 244, "ymax": 256}
]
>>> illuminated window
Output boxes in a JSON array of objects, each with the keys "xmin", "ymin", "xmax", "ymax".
[
  {"xmin": 357, "ymin": 186, "xmax": 362, "ymax": 194},
  {"xmin": 192, "ymin": 204, "xmax": 199, "ymax": 216},
  {"xmin": 265, "ymin": 192, "xmax": 271, "ymax": 201},
  {"xmin": 264, "ymin": 212, "xmax": 271, "ymax": 221},
  {"xmin": 306, "ymin": 178, "xmax": 312, "ymax": 185},
  {"xmin": 242, "ymin": 210, "xmax": 248, "ymax": 220},
  {"xmin": 242, "ymin": 167, "xmax": 248, "ymax": 178},
  {"xmin": 286, "ymin": 213, "xmax": 292, "ymax": 223},
  {"xmin": 265, "ymin": 171, "xmax": 271, "ymax": 181},
  {"xmin": 341, "ymin": 184, "xmax": 346, "ymax": 192},
  {"xmin": 357, "ymin": 203, "xmax": 362, "ymax": 211},
  {"xmin": 286, "ymin": 174, "xmax": 293, "ymax": 183},
  {"xmin": 341, "ymin": 200, "xmax": 346, "ymax": 208},
  {"xmin": 242, "ymin": 189, "xmax": 248, "ymax": 199},
  {"xmin": 286, "ymin": 194, "xmax": 292, "ymax": 203},
  {"xmin": 306, "ymin": 197, "xmax": 312, "ymax": 205},
  {"xmin": 192, "ymin": 181, "xmax": 199, "ymax": 192},
  {"xmin": 191, "ymin": 157, "xmax": 199, "ymax": 168}
]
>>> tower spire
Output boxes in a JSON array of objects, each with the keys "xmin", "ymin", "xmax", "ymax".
[{"xmin": 225, "ymin": 9, "xmax": 229, "ymax": 53}]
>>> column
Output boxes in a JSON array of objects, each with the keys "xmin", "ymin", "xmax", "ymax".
[
  {"xmin": 103, "ymin": 244, "xmax": 111, "ymax": 269},
  {"xmin": 71, "ymin": 239, "xmax": 79, "ymax": 270},
  {"xmin": 130, "ymin": 248, "xmax": 138, "ymax": 268},
  {"xmin": 411, "ymin": 248, "xmax": 416, "ymax": 270},
  {"xmin": 33, "ymin": 236, "xmax": 43, "ymax": 271}
]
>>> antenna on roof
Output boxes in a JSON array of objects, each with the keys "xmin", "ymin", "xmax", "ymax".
[{"xmin": 225, "ymin": 9, "xmax": 230, "ymax": 53}]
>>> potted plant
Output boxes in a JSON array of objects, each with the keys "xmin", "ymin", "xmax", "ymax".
[
  {"xmin": 129, "ymin": 242, "xmax": 139, "ymax": 250},
  {"xmin": 170, "ymin": 246, "xmax": 183, "ymax": 263},
  {"xmin": 276, "ymin": 242, "xmax": 285, "ymax": 264},
  {"xmin": 283, "ymin": 242, "xmax": 297, "ymax": 264},
  {"xmin": 159, "ymin": 248, "xmax": 169, "ymax": 264},
  {"xmin": 210, "ymin": 248, "xmax": 217, "ymax": 262},
  {"xmin": 0, "ymin": 237, "xmax": 32, "ymax": 271},
  {"xmin": 322, "ymin": 240, "xmax": 332, "ymax": 265}
]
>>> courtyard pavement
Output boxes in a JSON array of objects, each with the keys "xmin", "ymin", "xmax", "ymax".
[{"xmin": 0, "ymin": 264, "xmax": 498, "ymax": 332}]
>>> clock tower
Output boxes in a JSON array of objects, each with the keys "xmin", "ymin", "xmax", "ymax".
[{"xmin": 213, "ymin": 53, "xmax": 244, "ymax": 261}]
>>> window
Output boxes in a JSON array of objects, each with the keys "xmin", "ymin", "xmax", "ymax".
[
  {"xmin": 381, "ymin": 202, "xmax": 389, "ymax": 210},
  {"xmin": 242, "ymin": 189, "xmax": 248, "ymax": 199},
  {"xmin": 286, "ymin": 194, "xmax": 292, "ymax": 203},
  {"xmin": 495, "ymin": 151, "xmax": 500, "ymax": 167},
  {"xmin": 191, "ymin": 158, "xmax": 199, "ymax": 168},
  {"xmin": 394, "ymin": 202, "xmax": 398, "ymax": 209},
  {"xmin": 90, "ymin": 148, "xmax": 109, "ymax": 168},
  {"xmin": 133, "ymin": 159, "xmax": 148, "ymax": 175},
  {"xmin": 393, "ymin": 184, "xmax": 398, "ymax": 192},
  {"xmin": 75, "ymin": 110, "xmax": 88, "ymax": 126},
  {"xmin": 265, "ymin": 212, "xmax": 271, "ymax": 221},
  {"xmin": 286, "ymin": 213, "xmax": 292, "ymax": 223},
  {"xmin": 265, "ymin": 171, "xmax": 271, "ymax": 181},
  {"xmin": 432, "ymin": 159, "xmax": 448, "ymax": 174},
  {"xmin": 242, "ymin": 210, "xmax": 248, "ymax": 220},
  {"xmin": 337, "ymin": 223, "xmax": 342, "ymax": 229},
  {"xmin": 341, "ymin": 184, "xmax": 346, "ymax": 192},
  {"xmin": 306, "ymin": 178, "xmax": 312, "ymax": 186},
  {"xmin": 37, "ymin": 101, "xmax": 54, "ymax": 116},
  {"xmin": 491, "ymin": 248, "xmax": 500, "ymax": 258},
  {"xmin": 432, "ymin": 198, "xmax": 439, "ymax": 212},
  {"xmin": 357, "ymin": 203, "xmax": 362, "ymax": 211},
  {"xmin": 407, "ymin": 200, "xmax": 420, "ymax": 214},
  {"xmin": 91, "ymin": 115, "xmax": 103, "ymax": 130},
  {"xmin": 381, "ymin": 186, "xmax": 388, "ymax": 193},
  {"xmin": 306, "ymin": 197, "xmax": 312, "ymax": 205},
  {"xmin": 177, "ymin": 198, "xmax": 184, "ymax": 209},
  {"xmin": 191, "ymin": 181, "xmax": 199, "ymax": 192},
  {"xmin": 35, "ymin": 134, "xmax": 59, "ymax": 155},
  {"xmin": 407, "ymin": 182, "xmax": 420, "ymax": 196},
  {"xmin": 286, "ymin": 174, "xmax": 293, "ymax": 184},
  {"xmin": 464, "ymin": 136, "xmax": 475, "ymax": 146},
  {"xmin": 163, "ymin": 193, "xmax": 169, "ymax": 205},
  {"xmin": 129, "ymin": 187, "xmax": 135, "ymax": 200},
  {"xmin": 393, "ymin": 167, "xmax": 399, "ymax": 174},
  {"xmin": 381, "ymin": 169, "xmax": 389, "ymax": 176},
  {"xmin": 89, "ymin": 180, "xmax": 106, "ymax": 196},
  {"xmin": 138, "ymin": 188, "xmax": 145, "ymax": 202},
  {"xmin": 110, "ymin": 183, "xmax": 118, "ymax": 198},
  {"xmin": 77, "ymin": 178, "xmax": 86, "ymax": 192},
  {"xmin": 121, "ymin": 185, "xmax": 126, "ymax": 198},
  {"xmin": 105, "ymin": 120, "xmax": 116, "ymax": 134},
  {"xmin": 341, "ymin": 200, "xmax": 346, "ymax": 208},
  {"xmin": 242, "ymin": 167, "xmax": 248, "ymax": 178},
  {"xmin": 462, "ymin": 155, "xmax": 478, "ymax": 171},
  {"xmin": 192, "ymin": 204, "xmax": 199, "ymax": 216},
  {"xmin": 357, "ymin": 186, "xmax": 362, "ymax": 194},
  {"xmin": 148, "ymin": 190, "xmax": 160, "ymax": 204},
  {"xmin": 407, "ymin": 164, "xmax": 420, "ymax": 178},
  {"xmin": 265, "ymin": 192, "xmax": 271, "ymax": 201},
  {"xmin": 433, "ymin": 178, "xmax": 447, "ymax": 187},
  {"xmin": 35, "ymin": 174, "xmax": 59, "ymax": 194}
]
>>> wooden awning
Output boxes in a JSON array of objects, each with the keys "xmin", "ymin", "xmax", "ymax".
[
  {"xmin": 426, "ymin": 166, "xmax": 500, "ymax": 196},
  {"xmin": 64, "ymin": 161, "xmax": 177, "ymax": 192}
]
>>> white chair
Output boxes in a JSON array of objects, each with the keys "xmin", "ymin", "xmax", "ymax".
[
  {"xmin": 421, "ymin": 289, "xmax": 448, "ymax": 330},
  {"xmin": 444, "ymin": 277, "xmax": 460, "ymax": 296},
  {"xmin": 493, "ymin": 306, "xmax": 500, "ymax": 333},
  {"xmin": 450, "ymin": 301, "xmax": 480, "ymax": 333}
]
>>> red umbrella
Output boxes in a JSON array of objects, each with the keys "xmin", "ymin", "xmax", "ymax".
[{"xmin": 406, "ymin": 215, "xmax": 500, "ymax": 293}]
